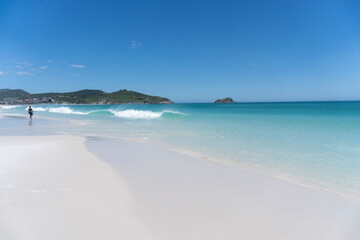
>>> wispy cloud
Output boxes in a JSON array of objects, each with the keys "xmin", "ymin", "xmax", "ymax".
[
  {"xmin": 64, "ymin": 61, "xmax": 86, "ymax": 68},
  {"xmin": 250, "ymin": 63, "xmax": 259, "ymax": 67},
  {"xmin": 15, "ymin": 65, "xmax": 22, "ymax": 69},
  {"xmin": 131, "ymin": 40, "xmax": 142, "ymax": 48},
  {"xmin": 47, "ymin": 60, "xmax": 53, "ymax": 63},
  {"xmin": 0, "ymin": 71, "xmax": 4, "ymax": 75},
  {"xmin": 70, "ymin": 64, "xmax": 86, "ymax": 68},
  {"xmin": 39, "ymin": 65, "xmax": 48, "ymax": 70},
  {"xmin": 16, "ymin": 71, "xmax": 34, "ymax": 76}
]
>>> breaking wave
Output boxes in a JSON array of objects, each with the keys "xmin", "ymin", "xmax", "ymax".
[
  {"xmin": 109, "ymin": 109, "xmax": 182, "ymax": 119},
  {"xmin": 0, "ymin": 105, "xmax": 20, "ymax": 110},
  {"xmin": 31, "ymin": 107, "xmax": 48, "ymax": 111},
  {"xmin": 25, "ymin": 106, "xmax": 87, "ymax": 115},
  {"xmin": 23, "ymin": 106, "xmax": 183, "ymax": 119},
  {"xmin": 48, "ymin": 107, "xmax": 87, "ymax": 115}
]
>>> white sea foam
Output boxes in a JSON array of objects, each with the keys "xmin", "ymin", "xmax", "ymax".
[
  {"xmin": 24, "ymin": 106, "xmax": 87, "ymax": 115},
  {"xmin": 21, "ymin": 106, "xmax": 182, "ymax": 118},
  {"xmin": 109, "ymin": 109, "xmax": 181, "ymax": 119},
  {"xmin": 0, "ymin": 105, "xmax": 20, "ymax": 109},
  {"xmin": 26, "ymin": 107, "xmax": 48, "ymax": 111},
  {"xmin": 48, "ymin": 107, "xmax": 87, "ymax": 115}
]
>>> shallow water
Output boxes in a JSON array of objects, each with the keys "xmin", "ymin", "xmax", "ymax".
[{"xmin": 1, "ymin": 102, "xmax": 360, "ymax": 198}]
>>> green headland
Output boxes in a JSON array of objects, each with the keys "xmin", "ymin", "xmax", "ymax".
[{"xmin": 0, "ymin": 89, "xmax": 174, "ymax": 105}]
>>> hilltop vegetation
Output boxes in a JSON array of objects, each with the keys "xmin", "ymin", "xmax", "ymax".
[
  {"xmin": 0, "ymin": 89, "xmax": 173, "ymax": 104},
  {"xmin": 0, "ymin": 89, "xmax": 31, "ymax": 99},
  {"xmin": 215, "ymin": 97, "xmax": 236, "ymax": 103}
]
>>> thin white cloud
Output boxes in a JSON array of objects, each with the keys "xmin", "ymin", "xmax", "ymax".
[
  {"xmin": 250, "ymin": 63, "xmax": 259, "ymax": 67},
  {"xmin": 0, "ymin": 71, "xmax": 4, "ymax": 75},
  {"xmin": 31, "ymin": 68, "xmax": 36, "ymax": 72},
  {"xmin": 40, "ymin": 65, "xmax": 48, "ymax": 70},
  {"xmin": 16, "ymin": 71, "xmax": 34, "ymax": 76},
  {"xmin": 131, "ymin": 40, "xmax": 142, "ymax": 48},
  {"xmin": 15, "ymin": 65, "xmax": 22, "ymax": 69},
  {"xmin": 47, "ymin": 60, "xmax": 53, "ymax": 63},
  {"xmin": 70, "ymin": 64, "xmax": 86, "ymax": 68}
]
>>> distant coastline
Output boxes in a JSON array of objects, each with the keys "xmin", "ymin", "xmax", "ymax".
[{"xmin": 0, "ymin": 88, "xmax": 174, "ymax": 105}]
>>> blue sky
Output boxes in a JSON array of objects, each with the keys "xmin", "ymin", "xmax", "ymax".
[{"xmin": 0, "ymin": 0, "xmax": 359, "ymax": 102}]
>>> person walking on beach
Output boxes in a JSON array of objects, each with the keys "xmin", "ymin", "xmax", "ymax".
[{"xmin": 28, "ymin": 106, "xmax": 33, "ymax": 119}]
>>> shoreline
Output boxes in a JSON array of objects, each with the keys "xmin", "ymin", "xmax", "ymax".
[
  {"xmin": 1, "ymin": 110, "xmax": 359, "ymax": 201},
  {"xmin": 1, "ymin": 111, "xmax": 359, "ymax": 201},
  {"xmin": 85, "ymin": 134, "xmax": 360, "ymax": 202},
  {"xmin": 1, "ymin": 134, "xmax": 360, "ymax": 239},
  {"xmin": 160, "ymin": 142, "xmax": 360, "ymax": 202},
  {"xmin": 86, "ymin": 136, "xmax": 360, "ymax": 240}
]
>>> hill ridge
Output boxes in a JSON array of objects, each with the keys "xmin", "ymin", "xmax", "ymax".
[{"xmin": 0, "ymin": 88, "xmax": 174, "ymax": 105}]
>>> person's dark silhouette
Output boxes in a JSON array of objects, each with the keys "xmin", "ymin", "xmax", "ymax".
[{"xmin": 28, "ymin": 106, "xmax": 33, "ymax": 119}]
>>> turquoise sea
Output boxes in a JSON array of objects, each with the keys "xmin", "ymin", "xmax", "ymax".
[{"xmin": 1, "ymin": 101, "xmax": 360, "ymax": 198}]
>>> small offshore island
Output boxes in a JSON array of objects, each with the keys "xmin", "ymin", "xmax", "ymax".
[
  {"xmin": 0, "ymin": 88, "xmax": 174, "ymax": 105},
  {"xmin": 215, "ymin": 97, "xmax": 236, "ymax": 103}
]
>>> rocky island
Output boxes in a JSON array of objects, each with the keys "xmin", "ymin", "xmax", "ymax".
[
  {"xmin": 214, "ymin": 97, "xmax": 236, "ymax": 103},
  {"xmin": 0, "ymin": 88, "xmax": 174, "ymax": 105}
]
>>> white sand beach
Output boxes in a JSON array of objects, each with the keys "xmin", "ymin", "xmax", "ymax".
[
  {"xmin": 2, "ymin": 0, "xmax": 360, "ymax": 238},
  {"xmin": 1, "ymin": 135, "xmax": 360, "ymax": 240},
  {"xmin": 0, "ymin": 136, "xmax": 156, "ymax": 240}
]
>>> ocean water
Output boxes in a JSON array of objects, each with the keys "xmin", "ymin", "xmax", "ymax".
[{"xmin": 1, "ymin": 102, "xmax": 360, "ymax": 198}]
